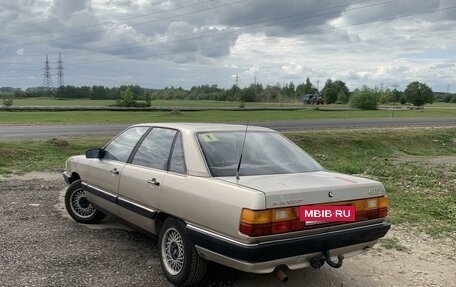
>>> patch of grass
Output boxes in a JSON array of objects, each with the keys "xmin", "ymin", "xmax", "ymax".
[
  {"xmin": 287, "ymin": 128, "xmax": 456, "ymax": 237},
  {"xmin": 379, "ymin": 238, "xmax": 409, "ymax": 252},
  {"xmin": 1, "ymin": 128, "xmax": 454, "ymax": 237},
  {"xmin": 13, "ymin": 98, "xmax": 117, "ymax": 107},
  {"xmin": 0, "ymin": 137, "xmax": 109, "ymax": 176},
  {"xmin": 2, "ymin": 107, "xmax": 456, "ymax": 125},
  {"xmin": 12, "ymin": 98, "xmax": 306, "ymax": 108}
]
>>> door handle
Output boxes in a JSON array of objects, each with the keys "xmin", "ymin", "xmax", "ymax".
[
  {"xmin": 110, "ymin": 168, "xmax": 119, "ymax": 175},
  {"xmin": 147, "ymin": 178, "xmax": 160, "ymax": 186}
]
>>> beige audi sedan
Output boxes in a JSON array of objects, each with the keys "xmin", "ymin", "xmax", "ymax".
[{"xmin": 63, "ymin": 123, "xmax": 390, "ymax": 286}]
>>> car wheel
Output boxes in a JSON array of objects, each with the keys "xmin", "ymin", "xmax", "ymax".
[
  {"xmin": 64, "ymin": 180, "xmax": 105, "ymax": 224},
  {"xmin": 159, "ymin": 217, "xmax": 207, "ymax": 286}
]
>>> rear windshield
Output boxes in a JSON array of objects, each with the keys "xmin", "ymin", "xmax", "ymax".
[{"xmin": 197, "ymin": 131, "xmax": 322, "ymax": 177}]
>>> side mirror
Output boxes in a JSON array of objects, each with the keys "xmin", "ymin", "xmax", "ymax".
[{"xmin": 85, "ymin": 148, "xmax": 104, "ymax": 159}]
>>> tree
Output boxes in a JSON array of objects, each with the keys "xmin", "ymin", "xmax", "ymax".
[
  {"xmin": 91, "ymin": 85, "xmax": 106, "ymax": 100},
  {"xmin": 336, "ymin": 91, "xmax": 348, "ymax": 103},
  {"xmin": 404, "ymin": 81, "xmax": 434, "ymax": 106},
  {"xmin": 390, "ymin": 89, "xmax": 401, "ymax": 103},
  {"xmin": 379, "ymin": 88, "xmax": 393, "ymax": 104},
  {"xmin": 321, "ymin": 79, "xmax": 338, "ymax": 104},
  {"xmin": 120, "ymin": 87, "xmax": 134, "ymax": 106},
  {"xmin": 296, "ymin": 77, "xmax": 317, "ymax": 96},
  {"xmin": 334, "ymin": 80, "xmax": 349, "ymax": 96},
  {"xmin": 350, "ymin": 85, "xmax": 379, "ymax": 110},
  {"xmin": 281, "ymin": 82, "xmax": 295, "ymax": 98},
  {"xmin": 145, "ymin": 93, "xmax": 152, "ymax": 106},
  {"xmin": 2, "ymin": 94, "xmax": 14, "ymax": 106},
  {"xmin": 321, "ymin": 79, "xmax": 350, "ymax": 104}
]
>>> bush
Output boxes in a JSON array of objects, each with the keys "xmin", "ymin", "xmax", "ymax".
[
  {"xmin": 450, "ymin": 95, "xmax": 456, "ymax": 103},
  {"xmin": 2, "ymin": 95, "xmax": 14, "ymax": 107},
  {"xmin": 350, "ymin": 86, "xmax": 379, "ymax": 110},
  {"xmin": 404, "ymin": 81, "xmax": 434, "ymax": 106}
]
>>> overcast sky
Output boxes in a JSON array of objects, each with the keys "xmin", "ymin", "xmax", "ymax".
[{"xmin": 1, "ymin": 0, "xmax": 455, "ymax": 92}]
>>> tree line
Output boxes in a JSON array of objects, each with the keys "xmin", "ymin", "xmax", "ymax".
[{"xmin": 1, "ymin": 77, "xmax": 448, "ymax": 109}]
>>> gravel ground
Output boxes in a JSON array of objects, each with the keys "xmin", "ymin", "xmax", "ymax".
[{"xmin": 0, "ymin": 174, "xmax": 454, "ymax": 287}]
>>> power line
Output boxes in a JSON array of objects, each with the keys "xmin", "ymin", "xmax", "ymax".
[
  {"xmin": 3, "ymin": 0, "xmax": 139, "ymax": 32},
  {"xmin": 0, "ymin": 0, "xmax": 393, "ymax": 67},
  {"xmin": 3, "ymin": 4, "xmax": 456, "ymax": 84},
  {"xmin": 3, "ymin": 0, "xmax": 248, "ymax": 50},
  {"xmin": 7, "ymin": 0, "xmax": 218, "ymax": 41},
  {"xmin": 62, "ymin": 0, "xmax": 385, "ymax": 61},
  {"xmin": 63, "ymin": 4, "xmax": 456, "ymax": 67},
  {"xmin": 8, "ymin": 4, "xmax": 456, "ymax": 70}
]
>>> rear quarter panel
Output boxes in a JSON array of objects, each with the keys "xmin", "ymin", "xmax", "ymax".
[{"xmin": 159, "ymin": 173, "xmax": 265, "ymax": 241}]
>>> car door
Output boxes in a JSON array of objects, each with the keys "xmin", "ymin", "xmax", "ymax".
[
  {"xmin": 84, "ymin": 126, "xmax": 150, "ymax": 213},
  {"xmin": 116, "ymin": 127, "xmax": 179, "ymax": 232}
]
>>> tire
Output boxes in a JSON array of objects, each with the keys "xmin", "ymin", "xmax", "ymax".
[
  {"xmin": 64, "ymin": 180, "xmax": 105, "ymax": 224},
  {"xmin": 159, "ymin": 217, "xmax": 207, "ymax": 286}
]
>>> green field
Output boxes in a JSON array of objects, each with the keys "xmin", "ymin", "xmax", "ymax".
[
  {"xmin": 10, "ymin": 97, "xmax": 456, "ymax": 108},
  {"xmin": 11, "ymin": 98, "xmax": 305, "ymax": 108},
  {"xmin": 1, "ymin": 107, "xmax": 456, "ymax": 125},
  {"xmin": 3, "ymin": 98, "xmax": 455, "ymax": 125},
  {"xmin": 1, "ymin": 128, "xmax": 454, "ymax": 237}
]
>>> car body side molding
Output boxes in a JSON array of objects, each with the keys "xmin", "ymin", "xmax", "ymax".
[
  {"xmin": 117, "ymin": 196, "xmax": 157, "ymax": 219},
  {"xmin": 82, "ymin": 182, "xmax": 117, "ymax": 203},
  {"xmin": 82, "ymin": 182, "xmax": 157, "ymax": 219}
]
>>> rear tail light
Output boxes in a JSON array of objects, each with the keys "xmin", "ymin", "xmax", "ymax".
[{"xmin": 240, "ymin": 196, "xmax": 388, "ymax": 237}]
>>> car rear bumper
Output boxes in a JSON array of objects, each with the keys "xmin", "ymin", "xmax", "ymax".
[{"xmin": 187, "ymin": 222, "xmax": 390, "ymax": 273}]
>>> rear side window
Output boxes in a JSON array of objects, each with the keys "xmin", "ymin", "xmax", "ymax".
[
  {"xmin": 103, "ymin": 127, "xmax": 149, "ymax": 162},
  {"xmin": 169, "ymin": 133, "xmax": 186, "ymax": 174},
  {"xmin": 132, "ymin": 128, "xmax": 177, "ymax": 170}
]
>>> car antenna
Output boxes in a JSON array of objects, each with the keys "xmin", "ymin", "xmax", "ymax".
[{"xmin": 236, "ymin": 121, "xmax": 249, "ymax": 183}]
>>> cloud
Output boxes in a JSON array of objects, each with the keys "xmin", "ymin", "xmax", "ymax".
[{"xmin": 0, "ymin": 0, "xmax": 455, "ymax": 92}]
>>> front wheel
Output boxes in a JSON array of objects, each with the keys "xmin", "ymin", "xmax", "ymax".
[
  {"xmin": 64, "ymin": 180, "xmax": 105, "ymax": 223},
  {"xmin": 159, "ymin": 217, "xmax": 207, "ymax": 286}
]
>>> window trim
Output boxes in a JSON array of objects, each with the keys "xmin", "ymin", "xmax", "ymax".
[
  {"xmin": 101, "ymin": 126, "xmax": 151, "ymax": 163},
  {"xmin": 168, "ymin": 132, "xmax": 187, "ymax": 175},
  {"xmin": 127, "ymin": 127, "xmax": 186, "ymax": 174}
]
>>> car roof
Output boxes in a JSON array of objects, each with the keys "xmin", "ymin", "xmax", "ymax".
[{"xmin": 131, "ymin": 122, "xmax": 274, "ymax": 133}]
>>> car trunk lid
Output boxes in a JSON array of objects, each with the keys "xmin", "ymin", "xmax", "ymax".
[{"xmin": 219, "ymin": 171, "xmax": 384, "ymax": 208}]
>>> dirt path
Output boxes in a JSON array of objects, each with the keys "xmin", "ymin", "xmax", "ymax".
[{"xmin": 1, "ymin": 173, "xmax": 454, "ymax": 287}]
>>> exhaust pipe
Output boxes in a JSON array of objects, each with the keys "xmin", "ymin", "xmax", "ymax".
[{"xmin": 274, "ymin": 266, "xmax": 289, "ymax": 283}]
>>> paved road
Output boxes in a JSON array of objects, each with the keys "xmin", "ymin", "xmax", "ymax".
[{"xmin": 1, "ymin": 117, "xmax": 456, "ymax": 140}]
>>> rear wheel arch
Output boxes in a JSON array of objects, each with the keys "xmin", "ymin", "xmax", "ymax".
[
  {"xmin": 158, "ymin": 216, "xmax": 207, "ymax": 286},
  {"xmin": 155, "ymin": 212, "xmax": 170, "ymax": 235}
]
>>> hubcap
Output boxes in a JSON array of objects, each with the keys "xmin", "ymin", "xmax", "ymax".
[
  {"xmin": 161, "ymin": 227, "xmax": 185, "ymax": 275},
  {"xmin": 70, "ymin": 188, "xmax": 96, "ymax": 218}
]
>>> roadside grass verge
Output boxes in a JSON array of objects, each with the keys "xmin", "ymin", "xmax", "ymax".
[
  {"xmin": 1, "ymin": 128, "xmax": 454, "ymax": 237},
  {"xmin": 2, "ymin": 108, "xmax": 456, "ymax": 125},
  {"xmin": 287, "ymin": 128, "xmax": 456, "ymax": 237},
  {"xmin": 11, "ymin": 98, "xmax": 305, "ymax": 108},
  {"xmin": 0, "ymin": 137, "xmax": 109, "ymax": 176}
]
